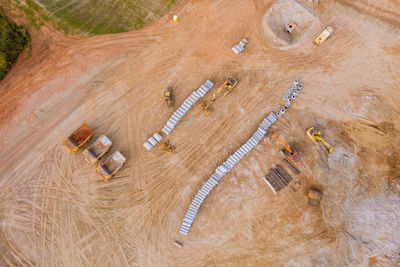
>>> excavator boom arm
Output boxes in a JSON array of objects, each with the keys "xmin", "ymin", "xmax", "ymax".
[{"xmin": 271, "ymin": 134, "xmax": 293, "ymax": 154}]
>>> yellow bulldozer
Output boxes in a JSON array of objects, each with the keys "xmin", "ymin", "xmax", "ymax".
[
  {"xmin": 164, "ymin": 87, "xmax": 174, "ymax": 108},
  {"xmin": 211, "ymin": 77, "xmax": 237, "ymax": 102},
  {"xmin": 306, "ymin": 127, "xmax": 333, "ymax": 153},
  {"xmin": 161, "ymin": 141, "xmax": 175, "ymax": 154},
  {"xmin": 199, "ymin": 101, "xmax": 212, "ymax": 115}
]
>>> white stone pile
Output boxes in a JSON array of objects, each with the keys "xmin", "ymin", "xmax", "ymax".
[
  {"xmin": 143, "ymin": 132, "xmax": 163, "ymax": 151},
  {"xmin": 179, "ymin": 79, "xmax": 303, "ymax": 236},
  {"xmin": 232, "ymin": 38, "xmax": 248, "ymax": 54},
  {"xmin": 143, "ymin": 80, "xmax": 214, "ymax": 151},
  {"xmin": 162, "ymin": 80, "xmax": 214, "ymax": 135}
]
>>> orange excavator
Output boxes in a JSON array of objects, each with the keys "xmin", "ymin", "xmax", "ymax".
[{"xmin": 271, "ymin": 133, "xmax": 302, "ymax": 166}]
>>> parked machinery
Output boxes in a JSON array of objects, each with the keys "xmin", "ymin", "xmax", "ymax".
[
  {"xmin": 64, "ymin": 123, "xmax": 93, "ymax": 153},
  {"xmin": 211, "ymin": 77, "xmax": 237, "ymax": 102},
  {"xmin": 306, "ymin": 127, "xmax": 333, "ymax": 153},
  {"xmin": 164, "ymin": 87, "xmax": 174, "ymax": 108},
  {"xmin": 314, "ymin": 26, "xmax": 334, "ymax": 45}
]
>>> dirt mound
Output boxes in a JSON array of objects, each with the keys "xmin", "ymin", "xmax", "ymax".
[{"xmin": 262, "ymin": 0, "xmax": 319, "ymax": 48}]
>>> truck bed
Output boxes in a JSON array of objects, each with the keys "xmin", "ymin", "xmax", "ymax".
[
  {"xmin": 98, "ymin": 151, "xmax": 126, "ymax": 181},
  {"xmin": 84, "ymin": 135, "xmax": 112, "ymax": 164},
  {"xmin": 68, "ymin": 124, "xmax": 93, "ymax": 146}
]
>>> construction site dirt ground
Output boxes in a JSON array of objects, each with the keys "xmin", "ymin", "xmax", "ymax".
[{"xmin": 1, "ymin": 0, "xmax": 400, "ymax": 266}]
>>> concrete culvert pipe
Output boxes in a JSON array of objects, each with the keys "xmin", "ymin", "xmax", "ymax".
[
  {"xmin": 281, "ymin": 109, "xmax": 286, "ymax": 114},
  {"xmin": 284, "ymin": 106, "xmax": 289, "ymax": 110},
  {"xmin": 298, "ymin": 83, "xmax": 303, "ymax": 88},
  {"xmin": 286, "ymin": 102, "xmax": 291, "ymax": 107},
  {"xmin": 288, "ymin": 98, "xmax": 293, "ymax": 102},
  {"xmin": 294, "ymin": 80, "xmax": 299, "ymax": 85},
  {"xmin": 291, "ymin": 95, "xmax": 297, "ymax": 100},
  {"xmin": 276, "ymin": 111, "xmax": 281, "ymax": 117}
]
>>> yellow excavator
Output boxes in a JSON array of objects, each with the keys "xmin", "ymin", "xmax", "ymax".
[
  {"xmin": 198, "ymin": 101, "xmax": 212, "ymax": 115},
  {"xmin": 306, "ymin": 127, "xmax": 333, "ymax": 153},
  {"xmin": 161, "ymin": 141, "xmax": 175, "ymax": 154},
  {"xmin": 211, "ymin": 77, "xmax": 237, "ymax": 102}
]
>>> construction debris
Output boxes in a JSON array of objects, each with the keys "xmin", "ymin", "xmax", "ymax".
[
  {"xmin": 264, "ymin": 165, "xmax": 293, "ymax": 194},
  {"xmin": 178, "ymin": 80, "xmax": 303, "ymax": 236},
  {"xmin": 232, "ymin": 38, "xmax": 248, "ymax": 54}
]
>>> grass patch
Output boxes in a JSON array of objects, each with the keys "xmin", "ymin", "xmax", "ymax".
[
  {"xmin": 7, "ymin": 0, "xmax": 179, "ymax": 36},
  {"xmin": 0, "ymin": 7, "xmax": 30, "ymax": 80}
]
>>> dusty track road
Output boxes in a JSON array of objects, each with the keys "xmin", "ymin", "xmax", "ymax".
[{"xmin": 1, "ymin": 0, "xmax": 400, "ymax": 265}]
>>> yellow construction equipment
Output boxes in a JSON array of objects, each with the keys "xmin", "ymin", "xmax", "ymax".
[
  {"xmin": 271, "ymin": 133, "xmax": 302, "ymax": 166},
  {"xmin": 211, "ymin": 77, "xmax": 237, "ymax": 102},
  {"xmin": 64, "ymin": 123, "xmax": 94, "ymax": 153},
  {"xmin": 161, "ymin": 141, "xmax": 175, "ymax": 154},
  {"xmin": 83, "ymin": 135, "xmax": 112, "ymax": 165},
  {"xmin": 96, "ymin": 151, "xmax": 126, "ymax": 182},
  {"xmin": 198, "ymin": 101, "xmax": 212, "ymax": 115},
  {"xmin": 314, "ymin": 26, "xmax": 334, "ymax": 45},
  {"xmin": 285, "ymin": 21, "xmax": 297, "ymax": 33},
  {"xmin": 306, "ymin": 127, "xmax": 333, "ymax": 153},
  {"xmin": 164, "ymin": 87, "xmax": 174, "ymax": 108}
]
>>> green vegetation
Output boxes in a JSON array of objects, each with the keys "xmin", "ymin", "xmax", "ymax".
[
  {"xmin": 0, "ymin": 8, "xmax": 30, "ymax": 80},
  {"xmin": 8, "ymin": 0, "xmax": 178, "ymax": 35}
]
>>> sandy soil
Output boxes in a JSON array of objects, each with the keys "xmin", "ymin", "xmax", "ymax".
[{"xmin": 1, "ymin": 0, "xmax": 400, "ymax": 266}]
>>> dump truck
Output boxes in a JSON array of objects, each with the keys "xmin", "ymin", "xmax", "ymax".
[
  {"xmin": 314, "ymin": 26, "xmax": 334, "ymax": 45},
  {"xmin": 64, "ymin": 124, "xmax": 94, "ymax": 153},
  {"xmin": 96, "ymin": 151, "xmax": 126, "ymax": 182},
  {"xmin": 83, "ymin": 135, "xmax": 112, "ymax": 165}
]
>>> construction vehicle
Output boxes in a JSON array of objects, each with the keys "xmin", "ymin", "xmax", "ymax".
[
  {"xmin": 285, "ymin": 22, "xmax": 297, "ymax": 33},
  {"xmin": 271, "ymin": 133, "xmax": 302, "ymax": 166},
  {"xmin": 82, "ymin": 135, "xmax": 112, "ymax": 165},
  {"xmin": 314, "ymin": 26, "xmax": 334, "ymax": 45},
  {"xmin": 161, "ymin": 141, "xmax": 175, "ymax": 154},
  {"xmin": 64, "ymin": 123, "xmax": 94, "ymax": 153},
  {"xmin": 96, "ymin": 151, "xmax": 126, "ymax": 182},
  {"xmin": 199, "ymin": 101, "xmax": 212, "ymax": 115},
  {"xmin": 306, "ymin": 127, "xmax": 333, "ymax": 153},
  {"xmin": 211, "ymin": 77, "xmax": 238, "ymax": 102},
  {"xmin": 164, "ymin": 87, "xmax": 174, "ymax": 108},
  {"xmin": 307, "ymin": 187, "xmax": 322, "ymax": 206}
]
